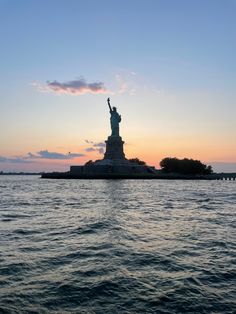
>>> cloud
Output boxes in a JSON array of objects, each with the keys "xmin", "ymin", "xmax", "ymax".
[
  {"xmin": 33, "ymin": 78, "xmax": 112, "ymax": 95},
  {"xmin": 97, "ymin": 148, "xmax": 104, "ymax": 154},
  {"xmin": 116, "ymin": 74, "xmax": 128, "ymax": 94},
  {"xmin": 29, "ymin": 150, "xmax": 84, "ymax": 160},
  {"xmin": 85, "ymin": 141, "xmax": 106, "ymax": 155},
  {"xmin": 0, "ymin": 156, "xmax": 7, "ymax": 162},
  {"xmin": 85, "ymin": 147, "xmax": 96, "ymax": 152},
  {"xmin": 32, "ymin": 71, "xmax": 140, "ymax": 96},
  {"xmin": 115, "ymin": 72, "xmax": 136, "ymax": 95},
  {"xmin": 0, "ymin": 150, "xmax": 85, "ymax": 166},
  {"xmin": 0, "ymin": 156, "xmax": 33, "ymax": 163},
  {"xmin": 27, "ymin": 152, "xmax": 37, "ymax": 158},
  {"xmin": 85, "ymin": 140, "xmax": 94, "ymax": 144},
  {"xmin": 31, "ymin": 82, "xmax": 49, "ymax": 93},
  {"xmin": 93, "ymin": 142, "xmax": 106, "ymax": 148}
]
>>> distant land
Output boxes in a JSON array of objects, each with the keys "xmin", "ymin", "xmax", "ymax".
[{"xmin": 0, "ymin": 172, "xmax": 43, "ymax": 175}]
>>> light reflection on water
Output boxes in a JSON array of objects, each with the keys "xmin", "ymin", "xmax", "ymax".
[{"xmin": 0, "ymin": 176, "xmax": 235, "ymax": 313}]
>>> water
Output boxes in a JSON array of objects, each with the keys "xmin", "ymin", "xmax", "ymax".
[{"xmin": 0, "ymin": 176, "xmax": 235, "ymax": 313}]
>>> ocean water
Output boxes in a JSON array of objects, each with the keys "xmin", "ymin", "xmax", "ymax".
[{"xmin": 0, "ymin": 176, "xmax": 235, "ymax": 314}]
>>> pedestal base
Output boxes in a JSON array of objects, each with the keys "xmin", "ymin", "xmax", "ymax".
[{"xmin": 104, "ymin": 135, "xmax": 126, "ymax": 160}]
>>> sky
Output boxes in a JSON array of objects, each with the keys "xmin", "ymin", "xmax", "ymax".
[{"xmin": 0, "ymin": 0, "xmax": 235, "ymax": 172}]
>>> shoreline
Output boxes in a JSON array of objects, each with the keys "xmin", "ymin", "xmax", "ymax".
[{"xmin": 41, "ymin": 172, "xmax": 236, "ymax": 180}]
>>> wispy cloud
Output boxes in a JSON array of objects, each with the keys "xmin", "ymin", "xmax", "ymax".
[
  {"xmin": 0, "ymin": 150, "xmax": 85, "ymax": 164},
  {"xmin": 116, "ymin": 74, "xmax": 128, "ymax": 94},
  {"xmin": 85, "ymin": 141, "xmax": 106, "ymax": 155},
  {"xmin": 28, "ymin": 150, "xmax": 84, "ymax": 160},
  {"xmin": 93, "ymin": 142, "xmax": 106, "ymax": 148},
  {"xmin": 32, "ymin": 70, "xmax": 140, "ymax": 97},
  {"xmin": 97, "ymin": 148, "xmax": 104, "ymax": 154},
  {"xmin": 115, "ymin": 71, "xmax": 136, "ymax": 95},
  {"xmin": 85, "ymin": 140, "xmax": 94, "ymax": 144},
  {"xmin": 0, "ymin": 156, "xmax": 33, "ymax": 163},
  {"xmin": 32, "ymin": 78, "xmax": 112, "ymax": 95},
  {"xmin": 85, "ymin": 147, "xmax": 96, "ymax": 152}
]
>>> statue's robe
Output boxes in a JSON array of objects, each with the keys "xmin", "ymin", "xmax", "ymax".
[{"xmin": 110, "ymin": 111, "xmax": 121, "ymax": 136}]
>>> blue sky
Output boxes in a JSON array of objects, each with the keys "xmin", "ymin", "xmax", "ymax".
[{"xmin": 0, "ymin": 0, "xmax": 235, "ymax": 172}]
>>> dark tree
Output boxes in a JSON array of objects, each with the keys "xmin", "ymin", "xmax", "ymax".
[
  {"xmin": 129, "ymin": 158, "xmax": 146, "ymax": 166},
  {"xmin": 85, "ymin": 160, "xmax": 93, "ymax": 165},
  {"xmin": 160, "ymin": 157, "xmax": 213, "ymax": 175}
]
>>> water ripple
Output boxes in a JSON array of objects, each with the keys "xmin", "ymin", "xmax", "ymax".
[{"xmin": 0, "ymin": 176, "xmax": 235, "ymax": 313}]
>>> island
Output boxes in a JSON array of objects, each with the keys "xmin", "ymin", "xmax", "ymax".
[{"xmin": 41, "ymin": 99, "xmax": 235, "ymax": 180}]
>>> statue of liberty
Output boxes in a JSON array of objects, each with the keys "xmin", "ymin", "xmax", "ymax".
[{"xmin": 107, "ymin": 98, "xmax": 121, "ymax": 136}]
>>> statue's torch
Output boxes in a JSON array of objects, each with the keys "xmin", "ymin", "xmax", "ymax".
[{"xmin": 107, "ymin": 98, "xmax": 112, "ymax": 112}]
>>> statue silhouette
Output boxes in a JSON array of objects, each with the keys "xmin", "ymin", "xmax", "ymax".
[{"xmin": 107, "ymin": 98, "xmax": 121, "ymax": 136}]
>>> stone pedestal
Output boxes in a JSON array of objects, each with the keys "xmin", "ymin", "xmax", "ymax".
[{"xmin": 104, "ymin": 135, "xmax": 126, "ymax": 160}]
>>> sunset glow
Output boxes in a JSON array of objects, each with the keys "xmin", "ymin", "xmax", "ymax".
[{"xmin": 0, "ymin": 1, "xmax": 235, "ymax": 172}]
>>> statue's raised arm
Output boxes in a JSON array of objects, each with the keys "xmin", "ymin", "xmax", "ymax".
[{"xmin": 107, "ymin": 98, "xmax": 112, "ymax": 113}]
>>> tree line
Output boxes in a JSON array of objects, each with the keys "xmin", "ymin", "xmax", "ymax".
[
  {"xmin": 160, "ymin": 157, "xmax": 213, "ymax": 175},
  {"xmin": 85, "ymin": 157, "xmax": 213, "ymax": 175}
]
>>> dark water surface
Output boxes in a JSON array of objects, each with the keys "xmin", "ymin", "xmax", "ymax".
[{"xmin": 0, "ymin": 176, "xmax": 235, "ymax": 313}]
